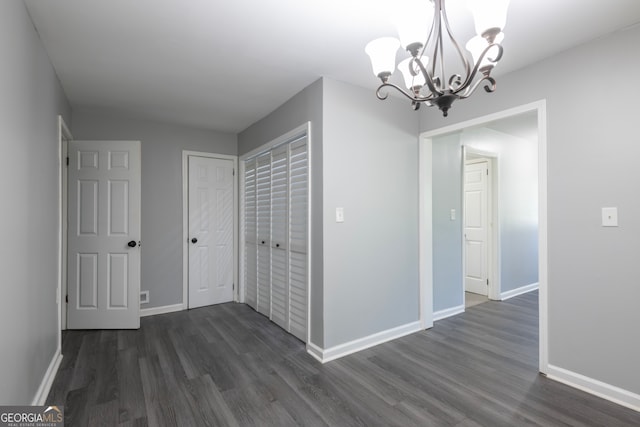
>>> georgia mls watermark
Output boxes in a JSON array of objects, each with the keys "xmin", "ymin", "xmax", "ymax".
[{"xmin": 0, "ymin": 406, "xmax": 63, "ymax": 427}]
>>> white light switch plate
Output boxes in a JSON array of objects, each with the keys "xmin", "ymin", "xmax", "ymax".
[
  {"xmin": 450, "ymin": 209, "xmax": 456, "ymax": 221},
  {"xmin": 336, "ymin": 207, "xmax": 344, "ymax": 223},
  {"xmin": 602, "ymin": 207, "xmax": 618, "ymax": 227}
]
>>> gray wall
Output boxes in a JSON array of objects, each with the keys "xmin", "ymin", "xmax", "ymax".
[
  {"xmin": 238, "ymin": 78, "xmax": 325, "ymax": 346},
  {"xmin": 322, "ymin": 78, "xmax": 420, "ymax": 348},
  {"xmin": 0, "ymin": 1, "xmax": 71, "ymax": 404},
  {"xmin": 421, "ymin": 25, "xmax": 640, "ymax": 394},
  {"xmin": 462, "ymin": 126, "xmax": 538, "ymax": 294},
  {"xmin": 72, "ymin": 109, "xmax": 236, "ymax": 308},
  {"xmin": 432, "ymin": 134, "xmax": 464, "ymax": 312}
]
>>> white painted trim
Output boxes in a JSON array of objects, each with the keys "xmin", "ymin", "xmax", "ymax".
[
  {"xmin": 419, "ymin": 138, "xmax": 433, "ymax": 330},
  {"xmin": 140, "ymin": 303, "xmax": 184, "ymax": 318},
  {"xmin": 537, "ymin": 102, "xmax": 549, "ymax": 374},
  {"xmin": 546, "ymin": 364, "xmax": 640, "ymax": 413},
  {"xmin": 238, "ymin": 159, "xmax": 247, "ymax": 304},
  {"xmin": 500, "ymin": 282, "xmax": 539, "ymax": 301},
  {"xmin": 306, "ymin": 342, "xmax": 324, "ymax": 363},
  {"xmin": 419, "ymin": 99, "xmax": 548, "ymax": 377},
  {"xmin": 57, "ymin": 116, "xmax": 72, "ymax": 335},
  {"xmin": 32, "ymin": 351, "xmax": 63, "ymax": 405},
  {"xmin": 306, "ymin": 321, "xmax": 422, "ymax": 364},
  {"xmin": 305, "ymin": 122, "xmax": 313, "ymax": 345},
  {"xmin": 420, "ymin": 101, "xmax": 546, "ymax": 139},
  {"xmin": 433, "ymin": 304, "xmax": 465, "ymax": 321},
  {"xmin": 182, "ymin": 151, "xmax": 238, "ymax": 310}
]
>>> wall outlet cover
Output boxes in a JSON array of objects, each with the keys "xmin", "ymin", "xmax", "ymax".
[{"xmin": 601, "ymin": 207, "xmax": 618, "ymax": 227}]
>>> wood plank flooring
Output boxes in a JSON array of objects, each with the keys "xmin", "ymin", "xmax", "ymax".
[{"xmin": 47, "ymin": 292, "xmax": 640, "ymax": 426}]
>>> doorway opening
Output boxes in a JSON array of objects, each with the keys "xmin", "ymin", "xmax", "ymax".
[{"xmin": 419, "ymin": 100, "xmax": 548, "ymax": 373}]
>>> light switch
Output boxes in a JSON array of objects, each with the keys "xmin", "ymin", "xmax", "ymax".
[
  {"xmin": 450, "ymin": 209, "xmax": 456, "ymax": 221},
  {"xmin": 336, "ymin": 207, "xmax": 344, "ymax": 223},
  {"xmin": 602, "ymin": 207, "xmax": 618, "ymax": 227}
]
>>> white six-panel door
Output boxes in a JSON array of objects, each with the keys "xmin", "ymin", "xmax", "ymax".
[
  {"xmin": 67, "ymin": 140, "xmax": 141, "ymax": 329},
  {"xmin": 188, "ymin": 156, "xmax": 234, "ymax": 309},
  {"xmin": 464, "ymin": 160, "xmax": 489, "ymax": 296}
]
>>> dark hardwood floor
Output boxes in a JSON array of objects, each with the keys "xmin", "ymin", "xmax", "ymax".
[{"xmin": 47, "ymin": 291, "xmax": 640, "ymax": 426}]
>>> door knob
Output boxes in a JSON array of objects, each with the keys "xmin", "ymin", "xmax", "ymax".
[
  {"xmin": 191, "ymin": 237, "xmax": 198, "ymax": 244},
  {"xmin": 127, "ymin": 240, "xmax": 137, "ymax": 248}
]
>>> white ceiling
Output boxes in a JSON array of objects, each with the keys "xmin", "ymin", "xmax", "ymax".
[{"xmin": 25, "ymin": 0, "xmax": 640, "ymax": 134}]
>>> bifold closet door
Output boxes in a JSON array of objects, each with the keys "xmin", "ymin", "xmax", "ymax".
[
  {"xmin": 244, "ymin": 159, "xmax": 257, "ymax": 309},
  {"xmin": 255, "ymin": 153, "xmax": 272, "ymax": 316},
  {"xmin": 288, "ymin": 137, "xmax": 308, "ymax": 341},
  {"xmin": 270, "ymin": 145, "xmax": 289, "ymax": 329},
  {"xmin": 242, "ymin": 134, "xmax": 308, "ymax": 342}
]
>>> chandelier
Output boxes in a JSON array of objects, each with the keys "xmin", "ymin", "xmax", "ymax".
[{"xmin": 365, "ymin": 0, "xmax": 510, "ymax": 116}]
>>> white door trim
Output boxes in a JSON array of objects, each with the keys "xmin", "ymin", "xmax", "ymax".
[
  {"xmin": 419, "ymin": 138, "xmax": 433, "ymax": 330},
  {"xmin": 419, "ymin": 100, "xmax": 548, "ymax": 374},
  {"xmin": 182, "ymin": 151, "xmax": 238, "ymax": 310},
  {"xmin": 57, "ymin": 116, "xmax": 72, "ymax": 336},
  {"xmin": 463, "ymin": 151, "xmax": 500, "ymax": 301}
]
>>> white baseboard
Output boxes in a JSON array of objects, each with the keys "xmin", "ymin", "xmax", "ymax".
[
  {"xmin": 500, "ymin": 282, "xmax": 539, "ymax": 301},
  {"xmin": 306, "ymin": 342, "xmax": 324, "ymax": 363},
  {"xmin": 140, "ymin": 303, "xmax": 184, "ymax": 317},
  {"xmin": 306, "ymin": 321, "xmax": 422, "ymax": 363},
  {"xmin": 433, "ymin": 304, "xmax": 465, "ymax": 321},
  {"xmin": 546, "ymin": 364, "xmax": 640, "ymax": 413},
  {"xmin": 32, "ymin": 350, "xmax": 63, "ymax": 405}
]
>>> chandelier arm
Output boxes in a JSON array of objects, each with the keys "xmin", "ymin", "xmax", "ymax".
[
  {"xmin": 376, "ymin": 83, "xmax": 417, "ymax": 102},
  {"xmin": 440, "ymin": 0, "xmax": 471, "ymax": 91},
  {"xmin": 455, "ymin": 43, "xmax": 504, "ymax": 95},
  {"xmin": 414, "ymin": 57, "xmax": 443, "ymax": 98},
  {"xmin": 375, "ymin": 82, "xmax": 436, "ymax": 103},
  {"xmin": 458, "ymin": 75, "xmax": 497, "ymax": 100}
]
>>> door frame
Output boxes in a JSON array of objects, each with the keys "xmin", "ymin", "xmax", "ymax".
[
  {"xmin": 419, "ymin": 100, "xmax": 548, "ymax": 373},
  {"xmin": 463, "ymin": 151, "xmax": 500, "ymax": 301},
  {"xmin": 182, "ymin": 151, "xmax": 239, "ymax": 309},
  {"xmin": 58, "ymin": 116, "xmax": 72, "ymax": 332}
]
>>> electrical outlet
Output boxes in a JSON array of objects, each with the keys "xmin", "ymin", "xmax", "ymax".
[{"xmin": 140, "ymin": 290, "xmax": 149, "ymax": 304}]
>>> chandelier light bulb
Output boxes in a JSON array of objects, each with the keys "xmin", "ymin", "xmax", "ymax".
[
  {"xmin": 466, "ymin": 32, "xmax": 504, "ymax": 70},
  {"xmin": 365, "ymin": 37, "xmax": 400, "ymax": 80},
  {"xmin": 392, "ymin": 0, "xmax": 435, "ymax": 52},
  {"xmin": 467, "ymin": 0, "xmax": 510, "ymax": 41}
]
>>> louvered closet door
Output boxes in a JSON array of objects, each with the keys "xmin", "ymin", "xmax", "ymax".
[
  {"xmin": 270, "ymin": 145, "xmax": 288, "ymax": 329},
  {"xmin": 288, "ymin": 137, "xmax": 308, "ymax": 341},
  {"xmin": 256, "ymin": 153, "xmax": 272, "ymax": 316},
  {"xmin": 244, "ymin": 159, "xmax": 257, "ymax": 309}
]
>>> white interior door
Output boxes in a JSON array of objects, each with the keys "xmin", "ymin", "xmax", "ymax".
[
  {"xmin": 464, "ymin": 160, "xmax": 489, "ymax": 296},
  {"xmin": 67, "ymin": 140, "xmax": 141, "ymax": 329},
  {"xmin": 188, "ymin": 156, "xmax": 234, "ymax": 309}
]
